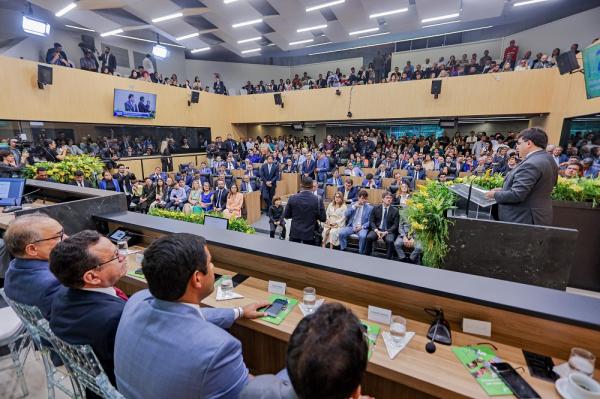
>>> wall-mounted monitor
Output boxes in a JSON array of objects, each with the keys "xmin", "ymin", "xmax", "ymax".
[
  {"xmin": 113, "ymin": 89, "xmax": 157, "ymax": 119},
  {"xmin": 583, "ymin": 41, "xmax": 600, "ymax": 99}
]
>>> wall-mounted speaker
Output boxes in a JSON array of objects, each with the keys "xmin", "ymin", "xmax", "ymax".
[
  {"xmin": 191, "ymin": 90, "xmax": 200, "ymax": 103},
  {"xmin": 431, "ymin": 80, "xmax": 442, "ymax": 95},
  {"xmin": 274, "ymin": 93, "xmax": 282, "ymax": 105},
  {"xmin": 556, "ymin": 51, "xmax": 580, "ymax": 75},
  {"xmin": 38, "ymin": 64, "xmax": 52, "ymax": 89}
]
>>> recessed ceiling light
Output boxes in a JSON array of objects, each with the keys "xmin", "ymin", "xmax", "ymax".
[
  {"xmin": 369, "ymin": 8, "xmax": 408, "ymax": 19},
  {"xmin": 513, "ymin": 0, "xmax": 548, "ymax": 6},
  {"xmin": 22, "ymin": 16, "xmax": 50, "ymax": 37},
  {"xmin": 232, "ymin": 19, "xmax": 262, "ymax": 28},
  {"xmin": 65, "ymin": 24, "xmax": 95, "ymax": 32},
  {"xmin": 349, "ymin": 27, "xmax": 379, "ymax": 36},
  {"xmin": 305, "ymin": 41, "xmax": 333, "ymax": 48},
  {"xmin": 152, "ymin": 44, "xmax": 168, "ymax": 59},
  {"xmin": 152, "ymin": 12, "xmax": 183, "ymax": 23},
  {"xmin": 237, "ymin": 36, "xmax": 261, "ymax": 44},
  {"xmin": 176, "ymin": 32, "xmax": 199, "ymax": 41},
  {"xmin": 422, "ymin": 20, "xmax": 461, "ymax": 29},
  {"xmin": 241, "ymin": 48, "xmax": 261, "ymax": 54},
  {"xmin": 289, "ymin": 39, "xmax": 314, "ymax": 46},
  {"xmin": 306, "ymin": 0, "xmax": 345, "ymax": 12},
  {"xmin": 224, "ymin": 0, "xmax": 239, "ymax": 3},
  {"xmin": 421, "ymin": 13, "xmax": 460, "ymax": 24},
  {"xmin": 191, "ymin": 47, "xmax": 210, "ymax": 53},
  {"xmin": 297, "ymin": 24, "xmax": 327, "ymax": 33},
  {"xmin": 55, "ymin": 2, "xmax": 76, "ymax": 17},
  {"xmin": 114, "ymin": 34, "xmax": 185, "ymax": 48},
  {"xmin": 101, "ymin": 28, "xmax": 124, "ymax": 37},
  {"xmin": 357, "ymin": 32, "xmax": 390, "ymax": 39}
]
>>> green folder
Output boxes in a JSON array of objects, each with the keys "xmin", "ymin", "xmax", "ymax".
[
  {"xmin": 360, "ymin": 320, "xmax": 381, "ymax": 360},
  {"xmin": 127, "ymin": 269, "xmax": 146, "ymax": 281},
  {"xmin": 452, "ymin": 345, "xmax": 512, "ymax": 396},
  {"xmin": 260, "ymin": 294, "xmax": 298, "ymax": 325}
]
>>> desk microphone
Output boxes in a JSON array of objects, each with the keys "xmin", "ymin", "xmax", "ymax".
[
  {"xmin": 2, "ymin": 189, "xmax": 42, "ymax": 213},
  {"xmin": 425, "ymin": 321, "xmax": 440, "ymax": 354}
]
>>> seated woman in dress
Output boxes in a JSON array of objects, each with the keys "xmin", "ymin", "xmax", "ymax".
[
  {"xmin": 183, "ymin": 180, "xmax": 202, "ymax": 216},
  {"xmin": 322, "ymin": 191, "xmax": 347, "ymax": 249},
  {"xmin": 199, "ymin": 181, "xmax": 214, "ymax": 212},
  {"xmin": 223, "ymin": 184, "xmax": 244, "ymax": 219},
  {"xmin": 148, "ymin": 178, "xmax": 168, "ymax": 212},
  {"xmin": 394, "ymin": 181, "xmax": 411, "ymax": 207}
]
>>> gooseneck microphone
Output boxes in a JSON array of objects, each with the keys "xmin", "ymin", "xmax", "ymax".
[{"xmin": 425, "ymin": 320, "xmax": 440, "ymax": 354}]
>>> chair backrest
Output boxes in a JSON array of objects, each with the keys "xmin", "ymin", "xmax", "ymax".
[
  {"xmin": 0, "ymin": 289, "xmax": 50, "ymax": 346},
  {"xmin": 49, "ymin": 336, "xmax": 124, "ymax": 399}
]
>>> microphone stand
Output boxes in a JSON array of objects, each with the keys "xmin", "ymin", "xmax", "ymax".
[{"xmin": 465, "ymin": 179, "xmax": 474, "ymax": 219}]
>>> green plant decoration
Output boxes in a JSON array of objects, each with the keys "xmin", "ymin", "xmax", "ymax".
[
  {"xmin": 23, "ymin": 155, "xmax": 105, "ymax": 184},
  {"xmin": 148, "ymin": 207, "xmax": 256, "ymax": 234}
]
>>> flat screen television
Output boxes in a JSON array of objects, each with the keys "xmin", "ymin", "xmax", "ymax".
[
  {"xmin": 113, "ymin": 89, "xmax": 157, "ymax": 119},
  {"xmin": 0, "ymin": 178, "xmax": 26, "ymax": 206},
  {"xmin": 583, "ymin": 41, "xmax": 600, "ymax": 99}
]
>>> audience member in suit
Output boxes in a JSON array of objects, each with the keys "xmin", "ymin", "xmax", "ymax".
[
  {"xmin": 407, "ymin": 162, "xmax": 426, "ymax": 190},
  {"xmin": 225, "ymin": 156, "xmax": 238, "ymax": 171},
  {"xmin": 260, "ymin": 155, "xmax": 279, "ymax": 210},
  {"xmin": 338, "ymin": 190, "xmax": 373, "ymax": 254},
  {"xmin": 240, "ymin": 175, "xmax": 258, "ymax": 193},
  {"xmin": 361, "ymin": 173, "xmax": 381, "ymax": 189},
  {"xmin": 268, "ymin": 196, "xmax": 286, "ymax": 239},
  {"xmin": 395, "ymin": 216, "xmax": 423, "ymax": 264},
  {"xmin": 283, "ymin": 177, "xmax": 326, "ymax": 245},
  {"xmin": 213, "ymin": 178, "xmax": 229, "ymax": 212},
  {"xmin": 114, "ymin": 233, "xmax": 268, "ymax": 399},
  {"xmin": 326, "ymin": 170, "xmax": 344, "ymax": 189},
  {"xmin": 300, "ymin": 153, "xmax": 316, "ymax": 178},
  {"xmin": 138, "ymin": 178, "xmax": 155, "ymax": 214},
  {"xmin": 169, "ymin": 179, "xmax": 188, "ymax": 211},
  {"xmin": 149, "ymin": 167, "xmax": 167, "ymax": 183},
  {"xmin": 486, "ymin": 128, "xmax": 558, "ymax": 226},
  {"xmin": 98, "ymin": 171, "xmax": 121, "ymax": 192},
  {"xmin": 365, "ymin": 192, "xmax": 399, "ymax": 259},
  {"xmin": 69, "ymin": 170, "xmax": 93, "ymax": 188},
  {"xmin": 244, "ymin": 163, "xmax": 257, "ymax": 178},
  {"xmin": 315, "ymin": 152, "xmax": 330, "ymax": 182},
  {"xmin": 240, "ymin": 303, "xmax": 370, "ymax": 399},
  {"xmin": 375, "ymin": 164, "xmax": 391, "ymax": 180},
  {"xmin": 98, "ymin": 47, "xmax": 117, "ymax": 73},
  {"xmin": 49, "ymin": 231, "xmax": 127, "ymax": 394},
  {"xmin": 282, "ymin": 159, "xmax": 297, "ymax": 173},
  {"xmin": 224, "ymin": 134, "xmax": 238, "ymax": 155},
  {"xmin": 3, "ymin": 214, "xmax": 65, "ymax": 319},
  {"xmin": 312, "ymin": 180, "xmax": 325, "ymax": 198},
  {"xmin": 339, "ymin": 178, "xmax": 359, "ymax": 203},
  {"xmin": 113, "ymin": 164, "xmax": 133, "ymax": 194}
]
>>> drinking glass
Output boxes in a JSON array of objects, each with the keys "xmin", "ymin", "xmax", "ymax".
[
  {"xmin": 303, "ymin": 287, "xmax": 316, "ymax": 313},
  {"xmin": 117, "ymin": 240, "xmax": 128, "ymax": 257},
  {"xmin": 568, "ymin": 347, "xmax": 596, "ymax": 376},
  {"xmin": 390, "ymin": 315, "xmax": 407, "ymax": 346},
  {"xmin": 220, "ymin": 276, "xmax": 233, "ymax": 298}
]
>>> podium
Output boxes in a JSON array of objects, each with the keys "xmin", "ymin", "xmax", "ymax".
[{"xmin": 448, "ymin": 183, "xmax": 496, "ymax": 220}]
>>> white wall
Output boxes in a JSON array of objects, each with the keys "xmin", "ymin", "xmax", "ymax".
[
  {"xmin": 290, "ymin": 57, "xmax": 364, "ymax": 79},
  {"xmin": 506, "ymin": 6, "xmax": 600, "ymax": 58}
]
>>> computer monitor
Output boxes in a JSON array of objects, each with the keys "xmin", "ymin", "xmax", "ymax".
[
  {"xmin": 203, "ymin": 215, "xmax": 229, "ymax": 230},
  {"xmin": 0, "ymin": 178, "xmax": 26, "ymax": 206}
]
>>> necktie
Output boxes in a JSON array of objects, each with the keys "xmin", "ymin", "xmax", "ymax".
[
  {"xmin": 381, "ymin": 207, "xmax": 387, "ymax": 230},
  {"xmin": 78, "ymin": 182, "xmax": 82, "ymax": 187},
  {"xmin": 114, "ymin": 287, "xmax": 128, "ymax": 301},
  {"xmin": 217, "ymin": 190, "xmax": 222, "ymax": 204}
]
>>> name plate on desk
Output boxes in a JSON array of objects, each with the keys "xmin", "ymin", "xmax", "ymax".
[
  {"xmin": 268, "ymin": 280, "xmax": 286, "ymax": 295},
  {"xmin": 368, "ymin": 305, "xmax": 392, "ymax": 325}
]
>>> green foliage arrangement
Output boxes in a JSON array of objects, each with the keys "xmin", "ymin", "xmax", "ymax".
[
  {"xmin": 148, "ymin": 207, "xmax": 256, "ymax": 234},
  {"xmin": 454, "ymin": 170, "xmax": 504, "ymax": 190},
  {"xmin": 23, "ymin": 155, "xmax": 105, "ymax": 184},
  {"xmin": 405, "ymin": 181, "xmax": 456, "ymax": 268},
  {"xmin": 551, "ymin": 176, "xmax": 600, "ymax": 207}
]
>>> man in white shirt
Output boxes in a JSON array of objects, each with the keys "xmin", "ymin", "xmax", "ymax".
[
  {"xmin": 142, "ymin": 54, "xmax": 154, "ymax": 75},
  {"xmin": 465, "ymin": 131, "xmax": 477, "ymax": 150}
]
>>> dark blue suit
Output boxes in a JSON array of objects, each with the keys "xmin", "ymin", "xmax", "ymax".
[
  {"xmin": 240, "ymin": 181, "xmax": 258, "ymax": 193},
  {"xmin": 149, "ymin": 172, "xmax": 168, "ymax": 183},
  {"xmin": 339, "ymin": 186, "xmax": 359, "ymax": 203},
  {"xmin": 50, "ymin": 289, "xmax": 125, "ymax": 388},
  {"xmin": 4, "ymin": 258, "xmax": 65, "ymax": 320},
  {"xmin": 326, "ymin": 176, "xmax": 344, "ymax": 188},
  {"xmin": 300, "ymin": 160, "xmax": 316, "ymax": 177},
  {"xmin": 260, "ymin": 163, "xmax": 279, "ymax": 209}
]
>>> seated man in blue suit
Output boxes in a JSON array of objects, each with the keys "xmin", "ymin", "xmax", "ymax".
[
  {"xmin": 361, "ymin": 173, "xmax": 381, "ymax": 189},
  {"xmin": 114, "ymin": 233, "xmax": 268, "ymax": 399},
  {"xmin": 407, "ymin": 162, "xmax": 426, "ymax": 190},
  {"xmin": 326, "ymin": 169, "xmax": 344, "ymax": 189},
  {"xmin": 338, "ymin": 190, "xmax": 372, "ymax": 254},
  {"xmin": 339, "ymin": 178, "xmax": 359, "ymax": 204},
  {"xmin": 240, "ymin": 175, "xmax": 258, "ymax": 193},
  {"xmin": 149, "ymin": 166, "xmax": 167, "ymax": 183},
  {"xmin": 3, "ymin": 214, "xmax": 65, "ymax": 319},
  {"xmin": 49, "ymin": 230, "xmax": 128, "ymax": 392}
]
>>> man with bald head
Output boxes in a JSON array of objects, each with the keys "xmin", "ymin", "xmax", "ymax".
[{"xmin": 3, "ymin": 213, "xmax": 66, "ymax": 319}]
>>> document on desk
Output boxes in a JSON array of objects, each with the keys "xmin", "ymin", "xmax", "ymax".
[{"xmin": 0, "ymin": 182, "xmax": 10, "ymax": 198}]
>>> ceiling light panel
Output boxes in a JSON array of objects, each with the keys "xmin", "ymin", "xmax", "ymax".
[
  {"xmin": 297, "ymin": 24, "xmax": 327, "ymax": 33},
  {"xmin": 55, "ymin": 2, "xmax": 76, "ymax": 17},
  {"xmin": 306, "ymin": 0, "xmax": 345, "ymax": 12},
  {"xmin": 289, "ymin": 39, "xmax": 314, "ymax": 46},
  {"xmin": 232, "ymin": 18, "xmax": 262, "ymax": 28},
  {"xmin": 369, "ymin": 8, "xmax": 408, "ymax": 19},
  {"xmin": 421, "ymin": 13, "xmax": 460, "ymax": 24},
  {"xmin": 349, "ymin": 27, "xmax": 379, "ymax": 36},
  {"xmin": 152, "ymin": 12, "xmax": 183, "ymax": 23},
  {"xmin": 241, "ymin": 48, "xmax": 261, "ymax": 54},
  {"xmin": 513, "ymin": 0, "xmax": 549, "ymax": 6},
  {"xmin": 176, "ymin": 32, "xmax": 200, "ymax": 41},
  {"xmin": 237, "ymin": 36, "xmax": 261, "ymax": 44}
]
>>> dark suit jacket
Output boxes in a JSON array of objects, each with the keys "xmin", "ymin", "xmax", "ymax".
[
  {"xmin": 369, "ymin": 205, "xmax": 399, "ymax": 235},
  {"xmin": 300, "ymin": 160, "xmax": 316, "ymax": 176},
  {"xmin": 240, "ymin": 181, "xmax": 258, "ymax": 192},
  {"xmin": 99, "ymin": 52, "xmax": 117, "ymax": 72},
  {"xmin": 339, "ymin": 186, "xmax": 359, "ymax": 202},
  {"xmin": 50, "ymin": 289, "xmax": 125, "ymax": 386},
  {"xmin": 213, "ymin": 188, "xmax": 229, "ymax": 210},
  {"xmin": 494, "ymin": 150, "xmax": 558, "ymax": 226},
  {"xmin": 69, "ymin": 180, "xmax": 93, "ymax": 188},
  {"xmin": 259, "ymin": 163, "xmax": 279, "ymax": 196},
  {"xmin": 283, "ymin": 190, "xmax": 326, "ymax": 241}
]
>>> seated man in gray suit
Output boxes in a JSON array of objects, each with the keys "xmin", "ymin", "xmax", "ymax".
[
  {"xmin": 486, "ymin": 127, "xmax": 558, "ymax": 226},
  {"xmin": 114, "ymin": 233, "xmax": 269, "ymax": 399}
]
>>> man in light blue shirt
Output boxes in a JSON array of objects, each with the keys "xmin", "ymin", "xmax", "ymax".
[
  {"xmin": 114, "ymin": 233, "xmax": 268, "ymax": 399},
  {"xmin": 169, "ymin": 179, "xmax": 187, "ymax": 211}
]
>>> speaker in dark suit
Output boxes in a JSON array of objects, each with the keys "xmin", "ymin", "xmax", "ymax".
[
  {"xmin": 259, "ymin": 156, "xmax": 279, "ymax": 209},
  {"xmin": 213, "ymin": 181, "xmax": 229, "ymax": 212},
  {"xmin": 283, "ymin": 177, "xmax": 326, "ymax": 244},
  {"xmin": 69, "ymin": 178, "xmax": 93, "ymax": 188},
  {"xmin": 365, "ymin": 192, "xmax": 399, "ymax": 259}
]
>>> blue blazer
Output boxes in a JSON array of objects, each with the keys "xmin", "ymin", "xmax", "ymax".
[
  {"xmin": 339, "ymin": 185, "xmax": 359, "ymax": 202},
  {"xmin": 4, "ymin": 258, "xmax": 65, "ymax": 320},
  {"xmin": 50, "ymin": 289, "xmax": 125, "ymax": 386},
  {"xmin": 315, "ymin": 158, "xmax": 330, "ymax": 180},
  {"xmin": 361, "ymin": 179, "xmax": 382, "ymax": 189},
  {"xmin": 149, "ymin": 172, "xmax": 168, "ymax": 182},
  {"xmin": 115, "ymin": 290, "xmax": 248, "ymax": 399},
  {"xmin": 240, "ymin": 181, "xmax": 258, "ymax": 192},
  {"xmin": 326, "ymin": 176, "xmax": 344, "ymax": 188},
  {"xmin": 98, "ymin": 179, "xmax": 122, "ymax": 192},
  {"xmin": 300, "ymin": 160, "xmax": 316, "ymax": 176},
  {"xmin": 344, "ymin": 203, "xmax": 373, "ymax": 230}
]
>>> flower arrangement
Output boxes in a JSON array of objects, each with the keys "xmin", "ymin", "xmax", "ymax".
[
  {"xmin": 148, "ymin": 208, "xmax": 256, "ymax": 234},
  {"xmin": 454, "ymin": 170, "xmax": 504, "ymax": 190},
  {"xmin": 405, "ymin": 180, "xmax": 456, "ymax": 268},
  {"xmin": 551, "ymin": 177, "xmax": 600, "ymax": 207},
  {"xmin": 23, "ymin": 155, "xmax": 105, "ymax": 184}
]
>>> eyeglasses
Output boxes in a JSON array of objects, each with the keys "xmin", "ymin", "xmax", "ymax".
[
  {"xmin": 96, "ymin": 250, "xmax": 126, "ymax": 269},
  {"xmin": 31, "ymin": 229, "xmax": 64, "ymax": 244}
]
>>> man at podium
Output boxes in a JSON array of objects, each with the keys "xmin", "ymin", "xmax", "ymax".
[{"xmin": 485, "ymin": 128, "xmax": 558, "ymax": 226}]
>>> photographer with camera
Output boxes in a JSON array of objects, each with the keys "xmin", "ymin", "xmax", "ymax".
[
  {"xmin": 0, "ymin": 150, "xmax": 24, "ymax": 178},
  {"xmin": 38, "ymin": 140, "xmax": 67, "ymax": 163}
]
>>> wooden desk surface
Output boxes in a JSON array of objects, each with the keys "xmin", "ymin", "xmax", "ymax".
[{"xmin": 121, "ymin": 249, "xmax": 584, "ymax": 399}]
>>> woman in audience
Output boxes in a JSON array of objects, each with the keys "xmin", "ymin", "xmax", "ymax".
[
  {"xmin": 391, "ymin": 181, "xmax": 411, "ymax": 206},
  {"xmin": 183, "ymin": 180, "xmax": 202, "ymax": 216},
  {"xmin": 149, "ymin": 178, "xmax": 168, "ymax": 212},
  {"xmin": 223, "ymin": 184, "xmax": 243, "ymax": 219},
  {"xmin": 284, "ymin": 79, "xmax": 293, "ymax": 91},
  {"xmin": 549, "ymin": 48, "xmax": 561, "ymax": 65},
  {"xmin": 129, "ymin": 70, "xmax": 139, "ymax": 79},
  {"xmin": 422, "ymin": 153, "xmax": 435, "ymax": 171},
  {"xmin": 322, "ymin": 191, "xmax": 347, "ymax": 249},
  {"xmin": 268, "ymin": 196, "xmax": 285, "ymax": 239},
  {"xmin": 199, "ymin": 181, "xmax": 214, "ymax": 212},
  {"xmin": 98, "ymin": 170, "xmax": 120, "ymax": 192},
  {"xmin": 139, "ymin": 71, "xmax": 152, "ymax": 82}
]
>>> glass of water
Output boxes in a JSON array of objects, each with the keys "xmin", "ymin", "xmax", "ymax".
[
  {"xmin": 117, "ymin": 240, "xmax": 128, "ymax": 257},
  {"xmin": 220, "ymin": 275, "xmax": 234, "ymax": 298},
  {"xmin": 390, "ymin": 315, "xmax": 407, "ymax": 346},
  {"xmin": 568, "ymin": 347, "xmax": 596, "ymax": 376},
  {"xmin": 303, "ymin": 287, "xmax": 316, "ymax": 313}
]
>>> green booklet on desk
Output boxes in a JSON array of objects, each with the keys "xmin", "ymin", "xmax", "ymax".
[
  {"xmin": 260, "ymin": 294, "xmax": 298, "ymax": 325},
  {"xmin": 127, "ymin": 269, "xmax": 146, "ymax": 281},
  {"xmin": 452, "ymin": 345, "xmax": 512, "ymax": 396},
  {"xmin": 360, "ymin": 320, "xmax": 381, "ymax": 360}
]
